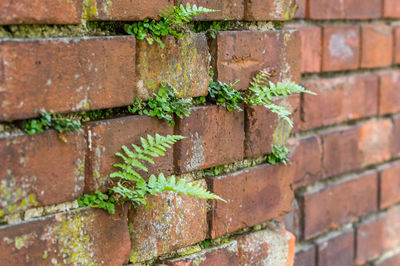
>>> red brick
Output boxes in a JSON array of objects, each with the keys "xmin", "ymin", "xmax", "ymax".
[
  {"xmin": 356, "ymin": 206, "xmax": 400, "ymax": 264},
  {"xmin": 0, "ymin": 0, "xmax": 82, "ymax": 24},
  {"xmin": 302, "ymin": 75, "xmax": 378, "ymax": 130},
  {"xmin": 244, "ymin": 0, "xmax": 298, "ymax": 21},
  {"xmin": 163, "ymin": 241, "xmax": 239, "ymax": 266},
  {"xmin": 0, "ymin": 130, "xmax": 85, "ymax": 214},
  {"xmin": 379, "ymin": 71, "xmax": 400, "ymax": 115},
  {"xmin": 282, "ymin": 199, "xmax": 302, "ymax": 239},
  {"xmin": 308, "ymin": 0, "xmax": 381, "ymax": 19},
  {"xmin": 210, "ymin": 30, "xmax": 301, "ymax": 91},
  {"xmin": 294, "ymin": 244, "xmax": 316, "ymax": 266},
  {"xmin": 322, "ymin": 26, "xmax": 360, "ymax": 72},
  {"xmin": 376, "ymin": 252, "xmax": 400, "ymax": 266},
  {"xmin": 322, "ymin": 127, "xmax": 361, "ymax": 177},
  {"xmin": 301, "ymin": 171, "xmax": 378, "ymax": 239},
  {"xmin": 84, "ymin": 115, "xmax": 173, "ymax": 193},
  {"xmin": 136, "ymin": 34, "xmax": 209, "ymax": 99},
  {"xmin": 358, "ymin": 119, "xmax": 392, "ymax": 167},
  {"xmin": 289, "ymin": 136, "xmax": 323, "ymax": 188},
  {"xmin": 244, "ymin": 94, "xmax": 299, "ymax": 158},
  {"xmin": 0, "ymin": 37, "xmax": 136, "ymax": 121},
  {"xmin": 316, "ymin": 230, "xmax": 354, "ymax": 266},
  {"xmin": 86, "ymin": 0, "xmax": 173, "ymax": 20},
  {"xmin": 393, "ymin": 115, "xmax": 400, "ymax": 157},
  {"xmin": 0, "ymin": 208, "xmax": 131, "ymax": 265},
  {"xmin": 208, "ymin": 164, "xmax": 294, "ymax": 238},
  {"xmin": 175, "ymin": 106, "xmax": 244, "ymax": 173},
  {"xmin": 383, "ymin": 0, "xmax": 400, "ymax": 18},
  {"xmin": 128, "ymin": 186, "xmax": 208, "ymax": 263},
  {"xmin": 395, "ymin": 27, "xmax": 400, "ymax": 64},
  {"xmin": 379, "ymin": 161, "xmax": 400, "ymax": 209},
  {"xmin": 236, "ymin": 222, "xmax": 296, "ymax": 266},
  {"xmin": 361, "ymin": 25, "xmax": 393, "ymax": 68},
  {"xmin": 297, "ymin": 26, "xmax": 322, "ymax": 73},
  {"xmin": 182, "ymin": 0, "xmax": 244, "ymax": 20},
  {"xmin": 294, "ymin": 0, "xmax": 307, "ymax": 18}
]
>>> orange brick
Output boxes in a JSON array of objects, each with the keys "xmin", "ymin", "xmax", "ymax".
[
  {"xmin": 308, "ymin": 0, "xmax": 381, "ymax": 19},
  {"xmin": 297, "ymin": 26, "xmax": 322, "ymax": 73},
  {"xmin": 361, "ymin": 25, "xmax": 393, "ymax": 68}
]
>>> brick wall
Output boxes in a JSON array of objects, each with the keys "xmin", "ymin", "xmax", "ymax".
[{"xmin": 0, "ymin": 0, "xmax": 399, "ymax": 265}]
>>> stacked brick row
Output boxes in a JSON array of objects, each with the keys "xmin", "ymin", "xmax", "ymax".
[
  {"xmin": 0, "ymin": 0, "xmax": 300, "ymax": 265},
  {"xmin": 287, "ymin": 0, "xmax": 400, "ymax": 265}
]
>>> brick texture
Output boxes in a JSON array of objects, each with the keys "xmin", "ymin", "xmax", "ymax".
[
  {"xmin": 379, "ymin": 161, "xmax": 400, "ymax": 209},
  {"xmin": 0, "ymin": 208, "xmax": 131, "ymax": 265},
  {"xmin": 379, "ymin": 71, "xmax": 400, "ymax": 115},
  {"xmin": 175, "ymin": 106, "xmax": 244, "ymax": 173},
  {"xmin": 208, "ymin": 164, "xmax": 294, "ymax": 238},
  {"xmin": 383, "ymin": 0, "xmax": 400, "ymax": 18},
  {"xmin": 294, "ymin": 0, "xmax": 306, "ymax": 18},
  {"xmin": 316, "ymin": 230, "xmax": 354, "ymax": 266},
  {"xmin": 308, "ymin": 0, "xmax": 381, "ymax": 19},
  {"xmin": 395, "ymin": 27, "xmax": 400, "ymax": 64},
  {"xmin": 294, "ymin": 244, "xmax": 316, "ymax": 266},
  {"xmin": 244, "ymin": 0, "xmax": 298, "ymax": 21},
  {"xmin": 393, "ymin": 115, "xmax": 400, "ymax": 157},
  {"xmin": 128, "ymin": 186, "xmax": 208, "ymax": 263},
  {"xmin": 86, "ymin": 0, "xmax": 174, "ymax": 20},
  {"xmin": 236, "ymin": 222, "xmax": 295, "ymax": 266},
  {"xmin": 297, "ymin": 26, "xmax": 322, "ymax": 73},
  {"xmin": 0, "ymin": 131, "xmax": 85, "ymax": 210},
  {"xmin": 361, "ymin": 25, "xmax": 393, "ymax": 68},
  {"xmin": 163, "ymin": 242, "xmax": 239, "ymax": 266},
  {"xmin": 183, "ymin": 0, "xmax": 244, "ymax": 20},
  {"xmin": 0, "ymin": 0, "xmax": 82, "ymax": 24},
  {"xmin": 301, "ymin": 171, "xmax": 378, "ymax": 239},
  {"xmin": 84, "ymin": 115, "xmax": 173, "ymax": 193},
  {"xmin": 0, "ymin": 37, "xmax": 136, "ymax": 121},
  {"xmin": 376, "ymin": 252, "xmax": 400, "ymax": 266},
  {"xmin": 210, "ymin": 30, "xmax": 301, "ymax": 91},
  {"xmin": 322, "ymin": 26, "xmax": 360, "ymax": 71}
]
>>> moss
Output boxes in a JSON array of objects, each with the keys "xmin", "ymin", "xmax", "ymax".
[
  {"xmin": 14, "ymin": 233, "xmax": 35, "ymax": 250},
  {"xmin": 0, "ymin": 24, "xmax": 88, "ymax": 39},
  {"xmin": 82, "ymin": 0, "xmax": 99, "ymax": 20}
]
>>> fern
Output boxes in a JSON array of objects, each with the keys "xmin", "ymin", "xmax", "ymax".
[
  {"xmin": 246, "ymin": 70, "xmax": 316, "ymax": 127},
  {"xmin": 125, "ymin": 3, "xmax": 217, "ymax": 48},
  {"xmin": 78, "ymin": 134, "xmax": 225, "ymax": 213}
]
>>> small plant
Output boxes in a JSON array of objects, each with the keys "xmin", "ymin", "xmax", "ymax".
[
  {"xmin": 23, "ymin": 109, "xmax": 81, "ymax": 135},
  {"xmin": 268, "ymin": 145, "xmax": 290, "ymax": 165},
  {"xmin": 124, "ymin": 4, "xmax": 217, "ymax": 48},
  {"xmin": 208, "ymin": 79, "xmax": 243, "ymax": 111},
  {"xmin": 246, "ymin": 70, "xmax": 316, "ymax": 127},
  {"xmin": 78, "ymin": 134, "xmax": 225, "ymax": 213},
  {"xmin": 128, "ymin": 83, "xmax": 191, "ymax": 126}
]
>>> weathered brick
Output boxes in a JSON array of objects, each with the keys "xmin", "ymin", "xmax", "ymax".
[
  {"xmin": 302, "ymin": 75, "xmax": 378, "ymax": 130},
  {"xmin": 301, "ymin": 171, "xmax": 378, "ymax": 239},
  {"xmin": 210, "ymin": 30, "xmax": 301, "ymax": 91},
  {"xmin": 86, "ymin": 0, "xmax": 173, "ymax": 20},
  {"xmin": 0, "ymin": 37, "xmax": 136, "ymax": 121},
  {"xmin": 294, "ymin": 244, "xmax": 316, "ymax": 266},
  {"xmin": 244, "ymin": 0, "xmax": 298, "ymax": 21},
  {"xmin": 128, "ymin": 186, "xmax": 208, "ymax": 263},
  {"xmin": 393, "ymin": 115, "xmax": 400, "ymax": 157},
  {"xmin": 0, "ymin": 130, "xmax": 85, "ymax": 214},
  {"xmin": 361, "ymin": 25, "xmax": 393, "ymax": 68},
  {"xmin": 175, "ymin": 105, "xmax": 244, "ymax": 173},
  {"xmin": 383, "ymin": 0, "xmax": 400, "ymax": 18},
  {"xmin": 356, "ymin": 206, "xmax": 400, "ymax": 264},
  {"xmin": 322, "ymin": 127, "xmax": 361, "ymax": 177},
  {"xmin": 0, "ymin": 0, "xmax": 82, "ymax": 24},
  {"xmin": 379, "ymin": 161, "xmax": 400, "ymax": 209},
  {"xmin": 84, "ymin": 115, "xmax": 173, "ymax": 193},
  {"xmin": 244, "ymin": 94, "xmax": 299, "ymax": 158},
  {"xmin": 316, "ymin": 230, "xmax": 354, "ymax": 266},
  {"xmin": 308, "ymin": 0, "xmax": 381, "ymax": 19},
  {"xmin": 163, "ymin": 241, "xmax": 239, "ymax": 266},
  {"xmin": 281, "ymin": 199, "xmax": 302, "ymax": 239},
  {"xmin": 379, "ymin": 71, "xmax": 400, "ymax": 115},
  {"xmin": 297, "ymin": 26, "xmax": 322, "ymax": 73},
  {"xmin": 208, "ymin": 164, "xmax": 294, "ymax": 238},
  {"xmin": 0, "ymin": 208, "xmax": 131, "ymax": 265},
  {"xmin": 358, "ymin": 119, "xmax": 392, "ymax": 167},
  {"xmin": 236, "ymin": 222, "xmax": 295, "ymax": 266},
  {"xmin": 289, "ymin": 136, "xmax": 323, "ymax": 189},
  {"xmin": 136, "ymin": 33, "xmax": 209, "ymax": 99},
  {"xmin": 376, "ymin": 252, "xmax": 400, "ymax": 266},
  {"xmin": 294, "ymin": 0, "xmax": 307, "ymax": 18},
  {"xmin": 395, "ymin": 27, "xmax": 400, "ymax": 64},
  {"xmin": 182, "ymin": 0, "xmax": 244, "ymax": 20},
  {"xmin": 322, "ymin": 26, "xmax": 360, "ymax": 71}
]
